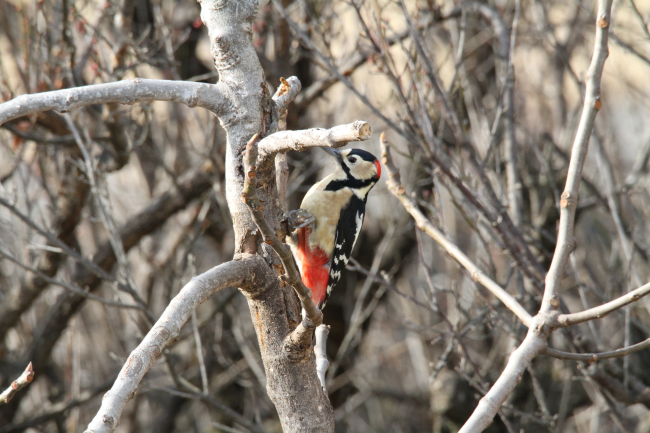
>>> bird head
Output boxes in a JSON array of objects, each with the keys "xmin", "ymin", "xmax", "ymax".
[{"xmin": 322, "ymin": 147, "xmax": 381, "ymax": 185}]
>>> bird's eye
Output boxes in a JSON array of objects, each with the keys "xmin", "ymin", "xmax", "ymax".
[{"xmin": 348, "ymin": 156, "xmax": 357, "ymax": 163}]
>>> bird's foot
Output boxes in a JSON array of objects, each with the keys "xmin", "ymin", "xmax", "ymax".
[{"xmin": 287, "ymin": 208, "xmax": 316, "ymax": 232}]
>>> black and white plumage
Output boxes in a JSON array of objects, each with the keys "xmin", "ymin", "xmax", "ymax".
[{"xmin": 295, "ymin": 148, "xmax": 381, "ymax": 310}]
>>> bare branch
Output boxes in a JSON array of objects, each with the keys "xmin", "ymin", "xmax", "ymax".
[
  {"xmin": 381, "ymin": 134, "xmax": 532, "ymax": 327},
  {"xmin": 256, "ymin": 121, "xmax": 372, "ymax": 165},
  {"xmin": 0, "ymin": 363, "xmax": 35, "ymax": 405},
  {"xmin": 0, "ymin": 79, "xmax": 226, "ymax": 125},
  {"xmin": 558, "ymin": 282, "xmax": 650, "ymax": 326},
  {"xmin": 540, "ymin": 0, "xmax": 612, "ymax": 314},
  {"xmin": 544, "ymin": 337, "xmax": 650, "ymax": 362},
  {"xmin": 242, "ymin": 134, "xmax": 323, "ymax": 358},
  {"xmin": 292, "ymin": 8, "xmax": 462, "ymax": 111},
  {"xmin": 84, "ymin": 258, "xmax": 256, "ymax": 433}
]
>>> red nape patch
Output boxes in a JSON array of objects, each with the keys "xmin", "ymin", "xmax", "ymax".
[
  {"xmin": 374, "ymin": 160, "xmax": 382, "ymax": 178},
  {"xmin": 297, "ymin": 227, "xmax": 330, "ymax": 308}
]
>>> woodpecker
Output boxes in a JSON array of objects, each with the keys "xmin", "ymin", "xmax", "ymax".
[{"xmin": 294, "ymin": 147, "xmax": 381, "ymax": 310}]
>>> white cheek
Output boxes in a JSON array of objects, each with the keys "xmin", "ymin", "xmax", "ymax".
[{"xmin": 352, "ymin": 185, "xmax": 373, "ymax": 198}]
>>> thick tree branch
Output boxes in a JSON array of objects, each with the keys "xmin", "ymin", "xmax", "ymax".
[
  {"xmin": 459, "ymin": 325, "xmax": 547, "ymax": 433},
  {"xmin": 84, "ymin": 258, "xmax": 257, "ymax": 433},
  {"xmin": 381, "ymin": 134, "xmax": 532, "ymax": 327},
  {"xmin": 256, "ymin": 121, "xmax": 372, "ymax": 165},
  {"xmin": 0, "ymin": 363, "xmax": 34, "ymax": 405},
  {"xmin": 0, "ymin": 79, "xmax": 226, "ymax": 125},
  {"xmin": 558, "ymin": 281, "xmax": 650, "ymax": 327},
  {"xmin": 198, "ymin": 1, "xmax": 335, "ymax": 431},
  {"xmin": 242, "ymin": 134, "xmax": 323, "ymax": 359}
]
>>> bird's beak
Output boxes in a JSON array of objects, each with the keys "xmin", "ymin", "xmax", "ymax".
[{"xmin": 321, "ymin": 147, "xmax": 343, "ymax": 164}]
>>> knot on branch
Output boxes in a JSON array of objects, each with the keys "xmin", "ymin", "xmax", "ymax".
[
  {"xmin": 211, "ymin": 33, "xmax": 240, "ymax": 71},
  {"xmin": 102, "ymin": 415, "xmax": 115, "ymax": 428},
  {"xmin": 283, "ymin": 321, "xmax": 317, "ymax": 363},
  {"xmin": 560, "ymin": 191, "xmax": 577, "ymax": 208}
]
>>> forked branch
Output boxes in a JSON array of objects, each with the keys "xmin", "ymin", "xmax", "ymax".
[
  {"xmin": 242, "ymin": 134, "xmax": 323, "ymax": 359},
  {"xmin": 458, "ymin": 0, "xmax": 614, "ymax": 430}
]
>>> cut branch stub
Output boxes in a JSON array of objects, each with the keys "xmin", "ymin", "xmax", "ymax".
[{"xmin": 0, "ymin": 362, "xmax": 35, "ymax": 405}]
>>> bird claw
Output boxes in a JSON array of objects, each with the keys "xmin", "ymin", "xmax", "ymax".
[{"xmin": 288, "ymin": 209, "xmax": 316, "ymax": 231}]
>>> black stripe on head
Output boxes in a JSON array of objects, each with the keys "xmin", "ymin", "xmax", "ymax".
[
  {"xmin": 325, "ymin": 177, "xmax": 376, "ymax": 192},
  {"xmin": 347, "ymin": 148, "xmax": 378, "ymax": 163}
]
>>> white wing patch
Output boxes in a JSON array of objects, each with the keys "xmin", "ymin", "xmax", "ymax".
[{"xmin": 352, "ymin": 212, "xmax": 364, "ymax": 250}]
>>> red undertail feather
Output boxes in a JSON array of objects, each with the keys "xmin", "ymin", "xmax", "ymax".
[{"xmin": 297, "ymin": 227, "xmax": 330, "ymax": 309}]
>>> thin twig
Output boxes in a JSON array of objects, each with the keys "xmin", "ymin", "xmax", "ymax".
[
  {"xmin": 191, "ymin": 311, "xmax": 209, "ymax": 394},
  {"xmin": 0, "ymin": 249, "xmax": 145, "ymax": 311},
  {"xmin": 543, "ymin": 337, "xmax": 650, "ymax": 362},
  {"xmin": 558, "ymin": 281, "xmax": 650, "ymax": 327}
]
